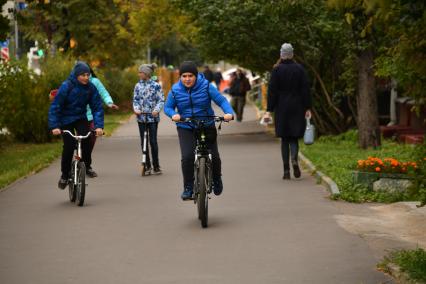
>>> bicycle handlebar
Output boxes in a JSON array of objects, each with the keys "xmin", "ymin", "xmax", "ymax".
[
  {"xmin": 178, "ymin": 116, "xmax": 233, "ymax": 123},
  {"xmin": 62, "ymin": 130, "xmax": 92, "ymax": 140}
]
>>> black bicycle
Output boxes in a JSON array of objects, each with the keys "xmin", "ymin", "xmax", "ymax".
[
  {"xmin": 62, "ymin": 130, "xmax": 91, "ymax": 206},
  {"xmin": 180, "ymin": 116, "xmax": 228, "ymax": 228}
]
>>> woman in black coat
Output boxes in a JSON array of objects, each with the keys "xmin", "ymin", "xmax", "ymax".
[{"xmin": 264, "ymin": 43, "xmax": 312, "ymax": 179}]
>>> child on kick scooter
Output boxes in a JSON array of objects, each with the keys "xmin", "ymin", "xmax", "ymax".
[{"xmin": 133, "ymin": 63, "xmax": 165, "ymax": 176}]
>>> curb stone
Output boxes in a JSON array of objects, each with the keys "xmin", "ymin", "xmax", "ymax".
[{"xmin": 299, "ymin": 153, "xmax": 341, "ymax": 196}]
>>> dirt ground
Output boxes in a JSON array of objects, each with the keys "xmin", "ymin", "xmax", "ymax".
[{"xmin": 334, "ymin": 201, "xmax": 426, "ymax": 260}]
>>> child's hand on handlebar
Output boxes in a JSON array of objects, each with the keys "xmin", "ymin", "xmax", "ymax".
[
  {"xmin": 52, "ymin": 128, "xmax": 61, "ymax": 136},
  {"xmin": 95, "ymin": 128, "xmax": 104, "ymax": 136},
  {"xmin": 134, "ymin": 110, "xmax": 142, "ymax": 115},
  {"xmin": 172, "ymin": 114, "xmax": 181, "ymax": 122},
  {"xmin": 224, "ymin": 114, "xmax": 233, "ymax": 121},
  {"xmin": 152, "ymin": 111, "xmax": 159, "ymax": 117}
]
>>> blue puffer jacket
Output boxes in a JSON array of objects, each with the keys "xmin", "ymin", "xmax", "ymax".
[
  {"xmin": 164, "ymin": 73, "xmax": 234, "ymax": 129},
  {"xmin": 48, "ymin": 65, "xmax": 104, "ymax": 130}
]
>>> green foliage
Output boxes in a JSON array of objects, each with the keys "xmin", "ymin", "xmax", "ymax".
[
  {"xmin": 0, "ymin": 55, "xmax": 74, "ymax": 143},
  {"xmin": 0, "ymin": 0, "xmax": 9, "ymax": 41},
  {"xmin": 301, "ymin": 129, "xmax": 423, "ymax": 204},
  {"xmin": 101, "ymin": 66, "xmax": 138, "ymax": 111},
  {"xmin": 374, "ymin": 1, "xmax": 426, "ymax": 108},
  {"xmin": 178, "ymin": 0, "xmax": 357, "ymax": 134},
  {"xmin": 20, "ymin": 0, "xmax": 139, "ymax": 68},
  {"xmin": 379, "ymin": 248, "xmax": 426, "ymax": 282}
]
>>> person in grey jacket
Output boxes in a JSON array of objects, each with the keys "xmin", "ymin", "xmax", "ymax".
[{"xmin": 264, "ymin": 43, "xmax": 312, "ymax": 179}]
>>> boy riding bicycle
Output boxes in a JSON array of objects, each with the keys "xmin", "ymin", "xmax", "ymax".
[
  {"xmin": 48, "ymin": 61, "xmax": 104, "ymax": 189},
  {"xmin": 164, "ymin": 61, "xmax": 233, "ymax": 200}
]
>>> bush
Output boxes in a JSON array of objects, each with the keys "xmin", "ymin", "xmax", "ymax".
[
  {"xmin": 0, "ymin": 55, "xmax": 75, "ymax": 143},
  {"xmin": 101, "ymin": 66, "xmax": 138, "ymax": 111}
]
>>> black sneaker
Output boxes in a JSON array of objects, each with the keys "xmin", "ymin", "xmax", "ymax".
[
  {"xmin": 153, "ymin": 167, "xmax": 162, "ymax": 175},
  {"xmin": 212, "ymin": 178, "xmax": 223, "ymax": 196},
  {"xmin": 86, "ymin": 168, "xmax": 98, "ymax": 178},
  {"xmin": 58, "ymin": 177, "xmax": 68, "ymax": 190}
]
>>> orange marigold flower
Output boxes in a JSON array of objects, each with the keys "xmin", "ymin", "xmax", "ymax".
[{"xmin": 375, "ymin": 167, "xmax": 381, "ymax": 172}]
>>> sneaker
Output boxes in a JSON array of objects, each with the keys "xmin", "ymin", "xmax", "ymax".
[
  {"xmin": 153, "ymin": 167, "xmax": 162, "ymax": 175},
  {"xmin": 181, "ymin": 185, "xmax": 193, "ymax": 201},
  {"xmin": 212, "ymin": 178, "xmax": 223, "ymax": 196},
  {"xmin": 283, "ymin": 170, "xmax": 290, "ymax": 180},
  {"xmin": 142, "ymin": 166, "xmax": 152, "ymax": 176},
  {"xmin": 292, "ymin": 162, "xmax": 301, "ymax": 178},
  {"xmin": 86, "ymin": 168, "xmax": 98, "ymax": 178},
  {"xmin": 58, "ymin": 177, "xmax": 68, "ymax": 190}
]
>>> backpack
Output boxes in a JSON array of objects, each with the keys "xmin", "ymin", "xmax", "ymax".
[{"xmin": 48, "ymin": 80, "xmax": 74, "ymax": 102}]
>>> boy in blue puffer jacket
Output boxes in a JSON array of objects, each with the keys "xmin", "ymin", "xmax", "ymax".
[
  {"xmin": 164, "ymin": 61, "xmax": 234, "ymax": 200},
  {"xmin": 48, "ymin": 61, "xmax": 104, "ymax": 189}
]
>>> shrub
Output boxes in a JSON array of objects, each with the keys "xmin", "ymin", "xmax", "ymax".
[
  {"xmin": 101, "ymin": 66, "xmax": 138, "ymax": 111},
  {"xmin": 0, "ymin": 55, "xmax": 74, "ymax": 143}
]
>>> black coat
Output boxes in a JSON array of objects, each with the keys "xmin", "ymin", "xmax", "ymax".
[{"xmin": 267, "ymin": 59, "xmax": 311, "ymax": 138}]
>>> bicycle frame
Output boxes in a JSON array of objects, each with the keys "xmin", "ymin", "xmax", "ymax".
[{"xmin": 62, "ymin": 130, "xmax": 91, "ymax": 184}]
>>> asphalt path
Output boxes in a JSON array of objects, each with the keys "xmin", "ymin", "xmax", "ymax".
[{"xmin": 0, "ymin": 104, "xmax": 392, "ymax": 283}]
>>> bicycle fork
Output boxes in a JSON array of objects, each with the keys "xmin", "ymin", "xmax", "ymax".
[{"xmin": 74, "ymin": 138, "xmax": 82, "ymax": 184}]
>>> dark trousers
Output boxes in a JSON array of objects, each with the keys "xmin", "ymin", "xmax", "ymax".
[
  {"xmin": 177, "ymin": 127, "xmax": 221, "ymax": 188},
  {"xmin": 137, "ymin": 121, "xmax": 159, "ymax": 169},
  {"xmin": 281, "ymin": 137, "xmax": 299, "ymax": 171},
  {"xmin": 231, "ymin": 96, "xmax": 246, "ymax": 121},
  {"xmin": 61, "ymin": 119, "xmax": 91, "ymax": 179},
  {"xmin": 87, "ymin": 120, "xmax": 96, "ymax": 170}
]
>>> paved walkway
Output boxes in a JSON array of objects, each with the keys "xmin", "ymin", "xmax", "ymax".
[{"xmin": 0, "ymin": 103, "xmax": 392, "ymax": 283}]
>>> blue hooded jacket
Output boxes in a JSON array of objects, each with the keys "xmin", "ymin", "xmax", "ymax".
[
  {"xmin": 164, "ymin": 73, "xmax": 234, "ymax": 129},
  {"xmin": 48, "ymin": 63, "xmax": 104, "ymax": 129}
]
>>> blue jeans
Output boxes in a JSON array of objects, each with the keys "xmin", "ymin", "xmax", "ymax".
[
  {"xmin": 281, "ymin": 137, "xmax": 299, "ymax": 171},
  {"xmin": 137, "ymin": 121, "xmax": 159, "ymax": 169}
]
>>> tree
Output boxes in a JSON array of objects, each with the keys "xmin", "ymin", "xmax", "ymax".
[
  {"xmin": 0, "ymin": 0, "xmax": 10, "ymax": 41},
  {"xmin": 328, "ymin": 0, "xmax": 382, "ymax": 148},
  {"xmin": 177, "ymin": 0, "xmax": 358, "ymax": 135},
  {"xmin": 19, "ymin": 0, "xmax": 139, "ymax": 67},
  {"xmin": 372, "ymin": 0, "xmax": 426, "ymax": 109}
]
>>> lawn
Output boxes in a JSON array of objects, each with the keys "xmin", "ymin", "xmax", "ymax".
[
  {"xmin": 300, "ymin": 130, "xmax": 425, "ymax": 203},
  {"xmin": 0, "ymin": 113, "xmax": 132, "ymax": 190}
]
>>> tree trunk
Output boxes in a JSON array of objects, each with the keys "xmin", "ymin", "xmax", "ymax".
[{"xmin": 356, "ymin": 48, "xmax": 381, "ymax": 149}]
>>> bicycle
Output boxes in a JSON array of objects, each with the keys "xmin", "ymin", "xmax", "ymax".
[
  {"xmin": 138, "ymin": 112, "xmax": 153, "ymax": 176},
  {"xmin": 62, "ymin": 130, "xmax": 92, "ymax": 206},
  {"xmin": 180, "ymin": 116, "xmax": 229, "ymax": 228}
]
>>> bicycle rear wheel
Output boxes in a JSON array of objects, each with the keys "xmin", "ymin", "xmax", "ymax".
[
  {"xmin": 68, "ymin": 161, "xmax": 77, "ymax": 202},
  {"xmin": 75, "ymin": 161, "xmax": 86, "ymax": 206},
  {"xmin": 197, "ymin": 157, "xmax": 208, "ymax": 228}
]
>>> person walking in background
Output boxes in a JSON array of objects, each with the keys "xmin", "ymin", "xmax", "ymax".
[
  {"xmin": 263, "ymin": 43, "xmax": 312, "ymax": 180},
  {"xmin": 213, "ymin": 67, "xmax": 223, "ymax": 90},
  {"xmin": 48, "ymin": 61, "xmax": 104, "ymax": 189},
  {"xmin": 85, "ymin": 66, "xmax": 119, "ymax": 178},
  {"xmin": 229, "ymin": 68, "xmax": 251, "ymax": 122},
  {"xmin": 133, "ymin": 63, "xmax": 164, "ymax": 175},
  {"xmin": 202, "ymin": 64, "xmax": 214, "ymax": 83},
  {"xmin": 164, "ymin": 61, "xmax": 234, "ymax": 200}
]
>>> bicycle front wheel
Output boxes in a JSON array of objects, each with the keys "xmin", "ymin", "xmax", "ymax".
[
  {"xmin": 197, "ymin": 157, "xmax": 208, "ymax": 228},
  {"xmin": 75, "ymin": 161, "xmax": 86, "ymax": 207},
  {"xmin": 68, "ymin": 161, "xmax": 77, "ymax": 202}
]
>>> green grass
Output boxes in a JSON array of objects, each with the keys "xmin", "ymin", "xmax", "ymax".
[
  {"xmin": 0, "ymin": 112, "xmax": 132, "ymax": 190},
  {"xmin": 300, "ymin": 130, "xmax": 424, "ymax": 203},
  {"xmin": 378, "ymin": 248, "xmax": 426, "ymax": 282},
  {"xmin": 103, "ymin": 112, "xmax": 132, "ymax": 136}
]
